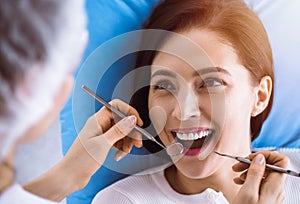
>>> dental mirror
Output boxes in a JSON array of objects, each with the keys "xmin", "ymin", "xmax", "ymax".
[
  {"xmin": 166, "ymin": 142, "xmax": 184, "ymax": 156},
  {"xmin": 82, "ymin": 85, "xmax": 184, "ymax": 156}
]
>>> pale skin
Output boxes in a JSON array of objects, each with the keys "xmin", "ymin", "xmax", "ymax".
[{"xmin": 149, "ymin": 28, "xmax": 289, "ymax": 203}]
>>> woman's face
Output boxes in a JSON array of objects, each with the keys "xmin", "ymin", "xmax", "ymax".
[{"xmin": 148, "ymin": 29, "xmax": 257, "ymax": 179}]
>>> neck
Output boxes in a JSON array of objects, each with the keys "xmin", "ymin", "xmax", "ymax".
[
  {"xmin": 165, "ymin": 160, "xmax": 241, "ymax": 201},
  {"xmin": 0, "ymin": 147, "xmax": 15, "ymax": 194}
]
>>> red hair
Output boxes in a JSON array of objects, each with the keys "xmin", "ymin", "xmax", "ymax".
[{"xmin": 134, "ymin": 0, "xmax": 274, "ymax": 141}]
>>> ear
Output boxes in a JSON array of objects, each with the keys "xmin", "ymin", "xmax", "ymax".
[{"xmin": 251, "ymin": 76, "xmax": 272, "ymax": 117}]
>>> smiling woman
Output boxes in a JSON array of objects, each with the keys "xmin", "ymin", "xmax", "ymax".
[
  {"xmin": 92, "ymin": 0, "xmax": 294, "ymax": 203},
  {"xmin": 147, "ymin": 28, "xmax": 269, "ymax": 189}
]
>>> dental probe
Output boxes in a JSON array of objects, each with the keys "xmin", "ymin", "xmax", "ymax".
[
  {"xmin": 214, "ymin": 151, "xmax": 300, "ymax": 177},
  {"xmin": 81, "ymin": 85, "xmax": 184, "ymax": 156}
]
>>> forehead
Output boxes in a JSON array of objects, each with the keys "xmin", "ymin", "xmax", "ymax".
[
  {"xmin": 153, "ymin": 29, "xmax": 239, "ymax": 69},
  {"xmin": 151, "ymin": 29, "xmax": 246, "ymax": 77}
]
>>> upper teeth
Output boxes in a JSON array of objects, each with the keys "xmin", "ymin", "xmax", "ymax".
[{"xmin": 176, "ymin": 130, "xmax": 212, "ymax": 140}]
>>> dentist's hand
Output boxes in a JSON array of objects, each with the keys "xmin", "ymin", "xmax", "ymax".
[
  {"xmin": 231, "ymin": 151, "xmax": 289, "ymax": 204},
  {"xmin": 78, "ymin": 99, "xmax": 143, "ymax": 162},
  {"xmin": 61, "ymin": 99, "xmax": 143, "ymax": 189}
]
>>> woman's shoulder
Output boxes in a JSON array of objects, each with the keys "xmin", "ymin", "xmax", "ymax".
[
  {"xmin": 278, "ymin": 148, "xmax": 300, "ymax": 204},
  {"xmin": 253, "ymin": 147, "xmax": 300, "ymax": 167},
  {"xmin": 92, "ymin": 170, "xmax": 166, "ymax": 204},
  {"xmin": 263, "ymin": 148, "xmax": 300, "ymax": 204},
  {"xmin": 275, "ymin": 148, "xmax": 300, "ymax": 171},
  {"xmin": 108, "ymin": 171, "xmax": 160, "ymax": 191}
]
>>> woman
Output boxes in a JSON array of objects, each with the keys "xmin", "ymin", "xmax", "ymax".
[
  {"xmin": 0, "ymin": 0, "xmax": 142, "ymax": 202},
  {"xmin": 92, "ymin": 0, "xmax": 291, "ymax": 203}
]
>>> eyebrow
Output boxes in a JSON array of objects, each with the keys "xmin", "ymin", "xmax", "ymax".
[
  {"xmin": 151, "ymin": 69, "xmax": 177, "ymax": 79},
  {"xmin": 194, "ymin": 67, "xmax": 231, "ymax": 77},
  {"xmin": 151, "ymin": 67, "xmax": 231, "ymax": 79}
]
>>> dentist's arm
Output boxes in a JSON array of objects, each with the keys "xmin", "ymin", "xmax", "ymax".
[{"xmin": 23, "ymin": 99, "xmax": 143, "ymax": 202}]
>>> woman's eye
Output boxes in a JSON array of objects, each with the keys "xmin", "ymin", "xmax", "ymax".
[
  {"xmin": 153, "ymin": 80, "xmax": 175, "ymax": 91},
  {"xmin": 203, "ymin": 78, "xmax": 223, "ymax": 88}
]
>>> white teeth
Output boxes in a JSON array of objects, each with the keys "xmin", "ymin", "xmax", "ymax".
[
  {"xmin": 176, "ymin": 130, "xmax": 212, "ymax": 140},
  {"xmin": 199, "ymin": 132, "xmax": 203, "ymax": 138}
]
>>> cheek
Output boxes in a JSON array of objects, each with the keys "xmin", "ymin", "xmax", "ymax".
[
  {"xmin": 216, "ymin": 92, "xmax": 254, "ymax": 150},
  {"xmin": 149, "ymin": 105, "xmax": 167, "ymax": 135},
  {"xmin": 206, "ymin": 93, "xmax": 225, "ymax": 125},
  {"xmin": 148, "ymin": 93, "xmax": 173, "ymax": 134},
  {"xmin": 225, "ymin": 90, "xmax": 253, "ymax": 126}
]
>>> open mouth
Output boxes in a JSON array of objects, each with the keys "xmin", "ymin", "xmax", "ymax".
[{"xmin": 171, "ymin": 128, "xmax": 214, "ymax": 156}]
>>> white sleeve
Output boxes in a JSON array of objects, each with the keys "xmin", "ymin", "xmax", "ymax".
[{"xmin": 0, "ymin": 183, "xmax": 59, "ymax": 204}]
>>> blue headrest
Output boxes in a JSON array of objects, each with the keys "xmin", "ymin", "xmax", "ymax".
[{"xmin": 60, "ymin": 0, "xmax": 300, "ymax": 203}]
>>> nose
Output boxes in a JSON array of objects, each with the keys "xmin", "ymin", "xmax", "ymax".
[{"xmin": 172, "ymin": 87, "xmax": 200, "ymax": 121}]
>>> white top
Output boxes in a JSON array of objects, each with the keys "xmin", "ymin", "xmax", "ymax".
[
  {"xmin": 0, "ymin": 183, "xmax": 58, "ymax": 204},
  {"xmin": 92, "ymin": 170, "xmax": 229, "ymax": 204},
  {"xmin": 262, "ymin": 148, "xmax": 300, "ymax": 204},
  {"xmin": 92, "ymin": 148, "xmax": 300, "ymax": 204}
]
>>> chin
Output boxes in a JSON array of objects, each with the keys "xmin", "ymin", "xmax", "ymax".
[{"xmin": 174, "ymin": 156, "xmax": 218, "ymax": 179}]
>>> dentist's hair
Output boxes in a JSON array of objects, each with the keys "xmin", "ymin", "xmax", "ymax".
[
  {"xmin": 131, "ymin": 0, "xmax": 274, "ymax": 152},
  {"xmin": 0, "ymin": 0, "xmax": 87, "ymax": 160}
]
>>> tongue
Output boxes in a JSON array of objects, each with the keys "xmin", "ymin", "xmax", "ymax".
[{"xmin": 176, "ymin": 137, "xmax": 206, "ymax": 149}]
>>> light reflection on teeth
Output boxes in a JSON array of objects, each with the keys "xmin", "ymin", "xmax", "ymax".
[{"xmin": 176, "ymin": 130, "xmax": 212, "ymax": 140}]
